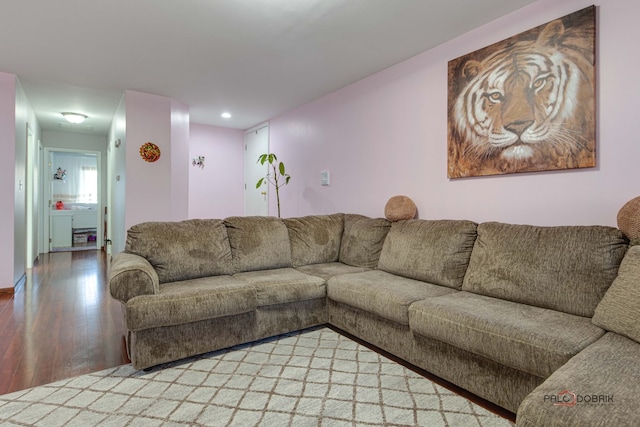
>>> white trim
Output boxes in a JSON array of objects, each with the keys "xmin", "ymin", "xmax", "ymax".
[{"xmin": 244, "ymin": 121, "xmax": 269, "ymax": 135}]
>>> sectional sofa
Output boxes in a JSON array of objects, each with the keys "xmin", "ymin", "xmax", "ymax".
[{"xmin": 108, "ymin": 213, "xmax": 640, "ymax": 426}]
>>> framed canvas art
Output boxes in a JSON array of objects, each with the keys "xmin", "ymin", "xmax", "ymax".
[{"xmin": 447, "ymin": 6, "xmax": 596, "ymax": 178}]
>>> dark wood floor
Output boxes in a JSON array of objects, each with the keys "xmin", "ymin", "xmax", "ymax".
[{"xmin": 0, "ymin": 250, "xmax": 129, "ymax": 395}]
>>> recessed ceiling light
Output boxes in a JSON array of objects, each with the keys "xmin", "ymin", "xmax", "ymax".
[
  {"xmin": 221, "ymin": 112, "xmax": 232, "ymax": 119},
  {"xmin": 61, "ymin": 112, "xmax": 88, "ymax": 124}
]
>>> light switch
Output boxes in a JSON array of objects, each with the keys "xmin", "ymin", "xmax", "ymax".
[{"xmin": 321, "ymin": 170, "xmax": 330, "ymax": 186}]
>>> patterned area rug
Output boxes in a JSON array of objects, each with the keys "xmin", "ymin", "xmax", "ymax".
[{"xmin": 0, "ymin": 327, "xmax": 513, "ymax": 426}]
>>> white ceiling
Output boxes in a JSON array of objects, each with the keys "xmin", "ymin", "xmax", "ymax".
[{"xmin": 1, "ymin": 0, "xmax": 536, "ymax": 135}]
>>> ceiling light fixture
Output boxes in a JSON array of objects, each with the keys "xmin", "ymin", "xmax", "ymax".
[
  {"xmin": 221, "ymin": 112, "xmax": 231, "ymax": 119},
  {"xmin": 61, "ymin": 112, "xmax": 88, "ymax": 124}
]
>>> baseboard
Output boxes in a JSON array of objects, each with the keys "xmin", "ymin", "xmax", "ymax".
[{"xmin": 0, "ymin": 287, "xmax": 14, "ymax": 296}]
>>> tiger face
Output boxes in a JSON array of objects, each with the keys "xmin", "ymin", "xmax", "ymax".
[{"xmin": 448, "ymin": 14, "xmax": 595, "ymax": 178}]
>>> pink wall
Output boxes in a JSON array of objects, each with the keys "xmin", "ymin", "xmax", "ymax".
[
  {"xmin": 269, "ymin": 0, "xmax": 640, "ymax": 226},
  {"xmin": 0, "ymin": 72, "xmax": 16, "ymax": 289},
  {"xmin": 125, "ymin": 90, "xmax": 172, "ymax": 230},
  {"xmin": 171, "ymin": 99, "xmax": 190, "ymax": 221},
  {"xmin": 188, "ymin": 123, "xmax": 244, "ymax": 219}
]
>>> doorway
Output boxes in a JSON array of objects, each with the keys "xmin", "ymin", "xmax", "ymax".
[
  {"xmin": 244, "ymin": 123, "xmax": 269, "ymax": 216},
  {"xmin": 44, "ymin": 148, "xmax": 102, "ymax": 252}
]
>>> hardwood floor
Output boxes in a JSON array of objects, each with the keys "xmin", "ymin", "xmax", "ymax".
[{"xmin": 0, "ymin": 250, "xmax": 129, "ymax": 395}]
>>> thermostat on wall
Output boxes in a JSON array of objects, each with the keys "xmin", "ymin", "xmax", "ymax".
[{"xmin": 321, "ymin": 170, "xmax": 330, "ymax": 186}]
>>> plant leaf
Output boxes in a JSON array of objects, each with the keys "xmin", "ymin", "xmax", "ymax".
[
  {"xmin": 285, "ymin": 175, "xmax": 291, "ymax": 185},
  {"xmin": 279, "ymin": 162, "xmax": 285, "ymax": 175},
  {"xmin": 256, "ymin": 178, "xmax": 264, "ymax": 188}
]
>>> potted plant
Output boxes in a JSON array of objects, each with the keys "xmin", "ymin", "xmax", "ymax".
[{"xmin": 256, "ymin": 153, "xmax": 291, "ymax": 218}]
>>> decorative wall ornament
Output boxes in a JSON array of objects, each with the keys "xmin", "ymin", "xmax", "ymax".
[
  {"xmin": 192, "ymin": 156, "xmax": 205, "ymax": 168},
  {"xmin": 54, "ymin": 167, "xmax": 67, "ymax": 181},
  {"xmin": 447, "ymin": 6, "xmax": 596, "ymax": 178},
  {"xmin": 139, "ymin": 142, "xmax": 161, "ymax": 162}
]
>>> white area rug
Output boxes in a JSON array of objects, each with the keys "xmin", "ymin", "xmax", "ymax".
[{"xmin": 0, "ymin": 327, "xmax": 513, "ymax": 426}]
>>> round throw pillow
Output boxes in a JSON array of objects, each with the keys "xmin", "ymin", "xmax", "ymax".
[
  {"xmin": 384, "ymin": 195, "xmax": 417, "ymax": 221},
  {"xmin": 617, "ymin": 196, "xmax": 640, "ymax": 242}
]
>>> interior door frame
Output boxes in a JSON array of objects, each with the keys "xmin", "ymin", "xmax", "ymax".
[
  {"xmin": 43, "ymin": 147, "xmax": 103, "ymax": 252},
  {"xmin": 25, "ymin": 124, "xmax": 37, "ymax": 268}
]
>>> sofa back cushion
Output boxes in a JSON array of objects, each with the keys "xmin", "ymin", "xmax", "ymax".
[
  {"xmin": 378, "ymin": 219, "xmax": 478, "ymax": 289},
  {"xmin": 125, "ymin": 219, "xmax": 234, "ymax": 283},
  {"xmin": 592, "ymin": 245, "xmax": 640, "ymax": 342},
  {"xmin": 462, "ymin": 222, "xmax": 628, "ymax": 317},
  {"xmin": 284, "ymin": 214, "xmax": 344, "ymax": 267},
  {"xmin": 339, "ymin": 214, "xmax": 391, "ymax": 268},
  {"xmin": 224, "ymin": 216, "xmax": 292, "ymax": 272}
]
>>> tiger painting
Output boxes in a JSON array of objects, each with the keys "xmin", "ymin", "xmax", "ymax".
[{"xmin": 447, "ymin": 6, "xmax": 596, "ymax": 178}]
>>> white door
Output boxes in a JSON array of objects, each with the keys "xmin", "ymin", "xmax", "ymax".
[{"xmin": 244, "ymin": 124, "xmax": 269, "ymax": 216}]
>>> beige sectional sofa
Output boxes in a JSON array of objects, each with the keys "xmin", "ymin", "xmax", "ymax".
[{"xmin": 108, "ymin": 213, "xmax": 640, "ymax": 426}]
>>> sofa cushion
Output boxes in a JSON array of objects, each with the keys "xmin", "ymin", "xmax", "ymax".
[
  {"xmin": 517, "ymin": 333, "xmax": 640, "ymax": 427},
  {"xmin": 295, "ymin": 262, "xmax": 370, "ymax": 281},
  {"xmin": 462, "ymin": 222, "xmax": 628, "ymax": 317},
  {"xmin": 377, "ymin": 219, "xmax": 477, "ymax": 289},
  {"xmin": 339, "ymin": 214, "xmax": 391, "ymax": 268},
  {"xmin": 224, "ymin": 216, "xmax": 292, "ymax": 272},
  {"xmin": 328, "ymin": 270, "xmax": 457, "ymax": 325},
  {"xmin": 234, "ymin": 268, "xmax": 325, "ymax": 307},
  {"xmin": 593, "ymin": 245, "xmax": 640, "ymax": 343},
  {"xmin": 409, "ymin": 292, "xmax": 605, "ymax": 378},
  {"xmin": 125, "ymin": 276, "xmax": 255, "ymax": 331},
  {"xmin": 284, "ymin": 214, "xmax": 344, "ymax": 267},
  {"xmin": 125, "ymin": 219, "xmax": 234, "ymax": 283}
]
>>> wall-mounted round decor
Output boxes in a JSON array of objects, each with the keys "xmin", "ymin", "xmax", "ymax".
[{"xmin": 139, "ymin": 142, "xmax": 161, "ymax": 162}]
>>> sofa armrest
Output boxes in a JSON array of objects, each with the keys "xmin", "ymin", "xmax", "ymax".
[
  {"xmin": 109, "ymin": 252, "xmax": 160, "ymax": 303},
  {"xmin": 516, "ymin": 333, "xmax": 640, "ymax": 426}
]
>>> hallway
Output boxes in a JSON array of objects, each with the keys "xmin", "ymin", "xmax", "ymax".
[{"xmin": 0, "ymin": 250, "xmax": 129, "ymax": 394}]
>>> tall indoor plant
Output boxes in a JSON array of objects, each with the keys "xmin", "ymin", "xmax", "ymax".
[{"xmin": 256, "ymin": 153, "xmax": 291, "ymax": 218}]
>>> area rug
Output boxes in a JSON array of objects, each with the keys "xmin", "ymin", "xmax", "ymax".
[{"xmin": 0, "ymin": 327, "xmax": 513, "ymax": 426}]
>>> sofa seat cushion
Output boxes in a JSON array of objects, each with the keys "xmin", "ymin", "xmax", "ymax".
[
  {"xmin": 462, "ymin": 222, "xmax": 628, "ymax": 317},
  {"xmin": 125, "ymin": 219, "xmax": 234, "ymax": 283},
  {"xmin": 328, "ymin": 270, "xmax": 457, "ymax": 325},
  {"xmin": 284, "ymin": 214, "xmax": 344, "ymax": 267},
  {"xmin": 377, "ymin": 219, "xmax": 477, "ymax": 289},
  {"xmin": 295, "ymin": 262, "xmax": 370, "ymax": 281},
  {"xmin": 234, "ymin": 268, "xmax": 325, "ymax": 307},
  {"xmin": 224, "ymin": 216, "xmax": 292, "ymax": 272},
  {"xmin": 125, "ymin": 276, "xmax": 256, "ymax": 331},
  {"xmin": 409, "ymin": 292, "xmax": 605, "ymax": 378},
  {"xmin": 517, "ymin": 333, "xmax": 640, "ymax": 427}
]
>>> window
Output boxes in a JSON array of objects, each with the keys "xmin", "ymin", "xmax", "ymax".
[{"xmin": 51, "ymin": 152, "xmax": 98, "ymax": 205}]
